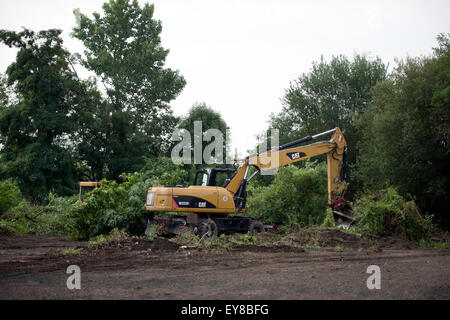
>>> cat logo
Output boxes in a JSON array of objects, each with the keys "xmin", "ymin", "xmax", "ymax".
[
  {"xmin": 287, "ymin": 152, "xmax": 306, "ymax": 161},
  {"xmin": 198, "ymin": 202, "xmax": 207, "ymax": 208}
]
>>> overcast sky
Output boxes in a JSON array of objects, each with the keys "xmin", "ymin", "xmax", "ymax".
[{"xmin": 1, "ymin": 0, "xmax": 449, "ymax": 156}]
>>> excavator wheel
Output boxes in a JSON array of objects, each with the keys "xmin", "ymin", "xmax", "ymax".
[
  {"xmin": 198, "ymin": 219, "xmax": 219, "ymax": 241},
  {"xmin": 248, "ymin": 221, "xmax": 264, "ymax": 235}
]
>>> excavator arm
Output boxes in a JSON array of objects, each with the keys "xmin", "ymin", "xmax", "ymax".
[{"xmin": 226, "ymin": 128, "xmax": 353, "ymax": 221}]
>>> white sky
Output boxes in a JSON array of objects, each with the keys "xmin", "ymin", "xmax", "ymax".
[{"xmin": 1, "ymin": 0, "xmax": 449, "ymax": 156}]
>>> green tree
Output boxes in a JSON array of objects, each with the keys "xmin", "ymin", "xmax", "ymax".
[
  {"xmin": 355, "ymin": 33, "xmax": 450, "ymax": 229},
  {"xmin": 0, "ymin": 74, "xmax": 11, "ymax": 109},
  {"xmin": 72, "ymin": 0, "xmax": 186, "ymax": 179},
  {"xmin": 176, "ymin": 102, "xmax": 230, "ymax": 182},
  {"xmin": 271, "ymin": 54, "xmax": 387, "ymax": 170},
  {"xmin": 0, "ymin": 29, "xmax": 83, "ymax": 201},
  {"xmin": 429, "ymin": 33, "xmax": 450, "ymax": 148},
  {"xmin": 71, "ymin": 78, "xmax": 109, "ymax": 181},
  {"xmin": 0, "ymin": 179, "xmax": 22, "ymax": 217}
]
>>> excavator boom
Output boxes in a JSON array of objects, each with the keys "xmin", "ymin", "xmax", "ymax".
[{"xmin": 226, "ymin": 127, "xmax": 347, "ymax": 207}]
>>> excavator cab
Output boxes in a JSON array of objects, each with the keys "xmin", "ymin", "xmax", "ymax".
[
  {"xmin": 193, "ymin": 168, "xmax": 235, "ymax": 187},
  {"xmin": 78, "ymin": 181, "xmax": 101, "ymax": 203}
]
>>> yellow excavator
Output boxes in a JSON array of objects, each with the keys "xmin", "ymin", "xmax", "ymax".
[{"xmin": 145, "ymin": 127, "xmax": 356, "ymax": 239}]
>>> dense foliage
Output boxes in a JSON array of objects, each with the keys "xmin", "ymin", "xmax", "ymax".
[
  {"xmin": 0, "ymin": 179, "xmax": 22, "ymax": 217},
  {"xmin": 176, "ymin": 102, "xmax": 231, "ymax": 183},
  {"xmin": 354, "ymin": 188, "xmax": 435, "ymax": 242},
  {"xmin": 72, "ymin": 0, "xmax": 185, "ymax": 180},
  {"xmin": 0, "ymin": 29, "xmax": 83, "ymax": 201},
  {"xmin": 355, "ymin": 33, "xmax": 450, "ymax": 228},
  {"xmin": 247, "ymin": 162, "xmax": 328, "ymax": 227},
  {"xmin": 0, "ymin": 157, "xmax": 188, "ymax": 239},
  {"xmin": 0, "ymin": 0, "xmax": 186, "ymax": 202},
  {"xmin": 0, "ymin": 193, "xmax": 77, "ymax": 236},
  {"xmin": 270, "ymin": 54, "xmax": 387, "ymax": 166},
  {"xmin": 177, "ymin": 102, "xmax": 230, "ymax": 160}
]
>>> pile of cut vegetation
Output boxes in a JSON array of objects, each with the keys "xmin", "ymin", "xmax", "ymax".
[{"xmin": 354, "ymin": 188, "xmax": 435, "ymax": 242}]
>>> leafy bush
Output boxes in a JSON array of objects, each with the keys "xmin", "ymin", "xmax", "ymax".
[
  {"xmin": 0, "ymin": 200, "xmax": 44, "ymax": 234},
  {"xmin": 67, "ymin": 173, "xmax": 147, "ymax": 240},
  {"xmin": 229, "ymin": 233, "xmax": 259, "ymax": 245},
  {"xmin": 0, "ymin": 179, "xmax": 23, "ymax": 217},
  {"xmin": 246, "ymin": 162, "xmax": 328, "ymax": 227},
  {"xmin": 321, "ymin": 208, "xmax": 336, "ymax": 228},
  {"xmin": 0, "ymin": 193, "xmax": 77, "ymax": 235},
  {"xmin": 0, "ymin": 217, "xmax": 28, "ymax": 234},
  {"xmin": 34, "ymin": 194, "xmax": 77, "ymax": 235},
  {"xmin": 355, "ymin": 188, "xmax": 435, "ymax": 241}
]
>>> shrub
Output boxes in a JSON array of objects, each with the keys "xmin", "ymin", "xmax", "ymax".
[
  {"xmin": 246, "ymin": 161, "xmax": 328, "ymax": 227},
  {"xmin": 34, "ymin": 194, "xmax": 77, "ymax": 235},
  {"xmin": 321, "ymin": 208, "xmax": 336, "ymax": 228},
  {"xmin": 0, "ymin": 200, "xmax": 43, "ymax": 234},
  {"xmin": 355, "ymin": 187, "xmax": 435, "ymax": 241},
  {"xmin": 67, "ymin": 173, "xmax": 146, "ymax": 240},
  {"xmin": 0, "ymin": 179, "xmax": 23, "ymax": 217},
  {"xmin": 0, "ymin": 193, "xmax": 77, "ymax": 235}
]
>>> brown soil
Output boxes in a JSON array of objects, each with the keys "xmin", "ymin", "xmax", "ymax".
[{"xmin": 0, "ymin": 230, "xmax": 449, "ymax": 299}]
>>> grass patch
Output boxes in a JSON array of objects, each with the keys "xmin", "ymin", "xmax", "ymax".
[
  {"xmin": 417, "ymin": 240, "xmax": 450, "ymax": 249},
  {"xmin": 62, "ymin": 247, "xmax": 86, "ymax": 255},
  {"xmin": 229, "ymin": 233, "xmax": 259, "ymax": 245},
  {"xmin": 88, "ymin": 228, "xmax": 130, "ymax": 249}
]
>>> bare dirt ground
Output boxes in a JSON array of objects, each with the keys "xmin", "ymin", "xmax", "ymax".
[{"xmin": 0, "ymin": 229, "xmax": 449, "ymax": 300}]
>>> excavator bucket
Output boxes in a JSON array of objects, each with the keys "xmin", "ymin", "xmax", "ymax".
[{"xmin": 331, "ymin": 197, "xmax": 359, "ymax": 228}]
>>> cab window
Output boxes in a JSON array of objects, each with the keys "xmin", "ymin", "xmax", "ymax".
[
  {"xmin": 214, "ymin": 172, "xmax": 229, "ymax": 187},
  {"xmin": 194, "ymin": 171, "xmax": 209, "ymax": 186},
  {"xmin": 80, "ymin": 186, "xmax": 95, "ymax": 200}
]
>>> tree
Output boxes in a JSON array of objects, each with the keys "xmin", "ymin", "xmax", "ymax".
[
  {"xmin": 72, "ymin": 0, "xmax": 186, "ymax": 179},
  {"xmin": 71, "ymin": 78, "xmax": 109, "ymax": 181},
  {"xmin": 429, "ymin": 33, "xmax": 450, "ymax": 149},
  {"xmin": 271, "ymin": 54, "xmax": 387, "ymax": 165},
  {"xmin": 355, "ymin": 33, "xmax": 450, "ymax": 229},
  {"xmin": 175, "ymin": 102, "xmax": 230, "ymax": 182},
  {"xmin": 0, "ymin": 74, "xmax": 11, "ymax": 109},
  {"xmin": 266, "ymin": 54, "xmax": 387, "ymax": 193},
  {"xmin": 0, "ymin": 29, "xmax": 83, "ymax": 201},
  {"xmin": 177, "ymin": 102, "xmax": 230, "ymax": 162}
]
